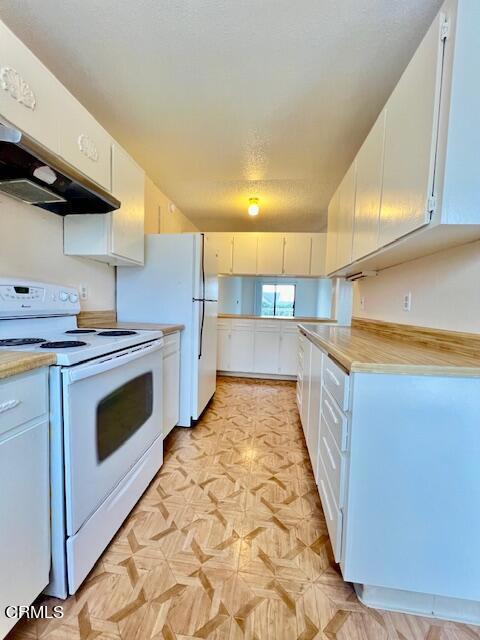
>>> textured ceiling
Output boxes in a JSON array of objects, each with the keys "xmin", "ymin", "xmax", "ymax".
[{"xmin": 0, "ymin": 0, "xmax": 441, "ymax": 231}]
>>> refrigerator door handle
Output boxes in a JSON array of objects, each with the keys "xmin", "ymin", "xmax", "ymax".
[{"xmin": 198, "ymin": 298, "xmax": 205, "ymax": 359}]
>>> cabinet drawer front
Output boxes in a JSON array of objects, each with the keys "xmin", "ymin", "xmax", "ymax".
[
  {"xmin": 324, "ymin": 356, "xmax": 349, "ymax": 410},
  {"xmin": 321, "ymin": 387, "xmax": 348, "ymax": 451},
  {"xmin": 319, "ymin": 415, "xmax": 346, "ymax": 507},
  {"xmin": 0, "ymin": 369, "xmax": 48, "ymax": 438},
  {"xmin": 59, "ymin": 94, "xmax": 112, "ymax": 190},
  {"xmin": 318, "ymin": 460, "xmax": 343, "ymax": 562}
]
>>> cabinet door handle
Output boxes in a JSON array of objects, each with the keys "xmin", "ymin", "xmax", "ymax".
[
  {"xmin": 0, "ymin": 399, "xmax": 21, "ymax": 414},
  {"xmin": 322, "ymin": 436, "xmax": 337, "ymax": 470},
  {"xmin": 326, "ymin": 368, "xmax": 340, "ymax": 387},
  {"xmin": 319, "ymin": 479, "xmax": 333, "ymax": 520},
  {"xmin": 323, "ymin": 397, "xmax": 338, "ymax": 424}
]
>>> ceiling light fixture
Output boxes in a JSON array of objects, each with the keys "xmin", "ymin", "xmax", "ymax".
[{"xmin": 248, "ymin": 197, "xmax": 260, "ymax": 217}]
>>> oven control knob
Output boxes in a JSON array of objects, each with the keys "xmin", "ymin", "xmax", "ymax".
[
  {"xmin": 59, "ymin": 291, "xmax": 69, "ymax": 302},
  {"xmin": 69, "ymin": 293, "xmax": 79, "ymax": 304}
]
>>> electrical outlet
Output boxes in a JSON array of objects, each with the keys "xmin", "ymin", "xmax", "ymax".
[
  {"xmin": 360, "ymin": 296, "xmax": 366, "ymax": 311},
  {"xmin": 403, "ymin": 292, "xmax": 411, "ymax": 312},
  {"xmin": 79, "ymin": 284, "xmax": 88, "ymax": 300}
]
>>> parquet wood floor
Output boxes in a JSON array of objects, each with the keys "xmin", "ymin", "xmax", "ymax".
[{"xmin": 8, "ymin": 377, "xmax": 479, "ymax": 639}]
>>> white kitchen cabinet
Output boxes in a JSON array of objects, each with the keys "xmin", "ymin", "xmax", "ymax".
[
  {"xmin": 352, "ymin": 110, "xmax": 386, "ymax": 261},
  {"xmin": 0, "ymin": 368, "xmax": 50, "ymax": 639},
  {"xmin": 306, "ymin": 344, "xmax": 323, "ymax": 480},
  {"xmin": 336, "ymin": 161, "xmax": 356, "ymax": 270},
  {"xmin": 230, "ymin": 320, "xmax": 255, "ymax": 372},
  {"xmin": 0, "ymin": 20, "xmax": 61, "ymax": 153},
  {"xmin": 58, "ymin": 91, "xmax": 112, "ymax": 191},
  {"xmin": 283, "ymin": 234, "xmax": 312, "ymax": 276},
  {"xmin": 232, "ymin": 233, "xmax": 258, "ymax": 275},
  {"xmin": 163, "ymin": 332, "xmax": 180, "ymax": 438},
  {"xmin": 217, "ymin": 319, "xmax": 231, "ymax": 371},
  {"xmin": 300, "ymin": 337, "xmax": 312, "ymax": 436},
  {"xmin": 64, "ymin": 144, "xmax": 145, "ymax": 266},
  {"xmin": 310, "ymin": 233, "xmax": 327, "ymax": 276},
  {"xmin": 253, "ymin": 320, "xmax": 281, "ymax": 374},
  {"xmin": 325, "ymin": 188, "xmax": 339, "ymax": 275},
  {"xmin": 256, "ymin": 233, "xmax": 284, "ymax": 275},
  {"xmin": 379, "ymin": 14, "xmax": 444, "ymax": 247},
  {"xmin": 205, "ymin": 233, "xmax": 233, "ymax": 274},
  {"xmin": 279, "ymin": 323, "xmax": 299, "ymax": 375}
]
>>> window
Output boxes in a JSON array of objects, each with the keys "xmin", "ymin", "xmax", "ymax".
[{"xmin": 260, "ymin": 284, "xmax": 296, "ymax": 317}]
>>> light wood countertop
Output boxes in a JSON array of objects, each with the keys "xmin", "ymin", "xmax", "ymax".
[
  {"xmin": 299, "ymin": 323, "xmax": 480, "ymax": 377},
  {"xmin": 218, "ymin": 314, "xmax": 335, "ymax": 323},
  {"xmin": 81, "ymin": 321, "xmax": 185, "ymax": 336},
  {"xmin": 0, "ymin": 351, "xmax": 56, "ymax": 380}
]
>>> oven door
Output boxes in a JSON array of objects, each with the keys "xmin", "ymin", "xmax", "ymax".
[{"xmin": 62, "ymin": 339, "xmax": 163, "ymax": 536}]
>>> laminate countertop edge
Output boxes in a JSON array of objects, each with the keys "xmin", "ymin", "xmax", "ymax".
[
  {"xmin": 78, "ymin": 321, "xmax": 185, "ymax": 336},
  {"xmin": 299, "ymin": 324, "xmax": 480, "ymax": 378},
  {"xmin": 0, "ymin": 352, "xmax": 56, "ymax": 380}
]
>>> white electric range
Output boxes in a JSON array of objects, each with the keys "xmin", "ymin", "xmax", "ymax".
[{"xmin": 0, "ymin": 279, "xmax": 165, "ymax": 598}]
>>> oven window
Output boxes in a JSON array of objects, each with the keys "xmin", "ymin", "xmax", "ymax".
[{"xmin": 96, "ymin": 372, "xmax": 153, "ymax": 462}]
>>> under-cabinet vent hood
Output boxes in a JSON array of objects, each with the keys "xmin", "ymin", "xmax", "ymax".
[{"xmin": 0, "ymin": 123, "xmax": 120, "ymax": 215}]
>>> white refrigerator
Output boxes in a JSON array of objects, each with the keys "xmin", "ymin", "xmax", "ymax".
[{"xmin": 117, "ymin": 233, "xmax": 218, "ymax": 426}]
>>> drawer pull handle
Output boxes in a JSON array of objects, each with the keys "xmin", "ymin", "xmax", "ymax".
[
  {"xmin": 326, "ymin": 368, "xmax": 340, "ymax": 387},
  {"xmin": 319, "ymin": 479, "xmax": 333, "ymax": 520},
  {"xmin": 323, "ymin": 436, "xmax": 337, "ymax": 470},
  {"xmin": 0, "ymin": 399, "xmax": 21, "ymax": 414},
  {"xmin": 323, "ymin": 397, "xmax": 338, "ymax": 424}
]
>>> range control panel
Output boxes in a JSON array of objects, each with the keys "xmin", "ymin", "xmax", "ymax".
[{"xmin": 0, "ymin": 279, "xmax": 80, "ymax": 318}]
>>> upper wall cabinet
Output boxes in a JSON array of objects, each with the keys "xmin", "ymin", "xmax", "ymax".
[
  {"xmin": 257, "ymin": 233, "xmax": 284, "ymax": 275},
  {"xmin": 378, "ymin": 12, "xmax": 445, "ymax": 247},
  {"xmin": 336, "ymin": 162, "xmax": 356, "ymax": 270},
  {"xmin": 205, "ymin": 233, "xmax": 233, "ymax": 274},
  {"xmin": 310, "ymin": 233, "xmax": 327, "ymax": 276},
  {"xmin": 325, "ymin": 0, "xmax": 480, "ymax": 276},
  {"xmin": 283, "ymin": 234, "xmax": 312, "ymax": 276},
  {"xmin": 58, "ymin": 92, "xmax": 112, "ymax": 191},
  {"xmin": 64, "ymin": 144, "xmax": 145, "ymax": 266},
  {"xmin": 0, "ymin": 20, "xmax": 61, "ymax": 152},
  {"xmin": 352, "ymin": 110, "xmax": 386, "ymax": 261},
  {"xmin": 232, "ymin": 233, "xmax": 258, "ymax": 274}
]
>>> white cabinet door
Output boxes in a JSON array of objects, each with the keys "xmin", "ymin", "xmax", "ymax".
[
  {"xmin": 325, "ymin": 188, "xmax": 340, "ymax": 275},
  {"xmin": 336, "ymin": 161, "xmax": 356, "ymax": 270},
  {"xmin": 310, "ymin": 234, "xmax": 327, "ymax": 276},
  {"xmin": 254, "ymin": 322, "xmax": 281, "ymax": 374},
  {"xmin": 232, "ymin": 233, "xmax": 258, "ymax": 274},
  {"xmin": 306, "ymin": 346, "xmax": 323, "ymax": 481},
  {"xmin": 301, "ymin": 338, "xmax": 312, "ymax": 435},
  {"xmin": 283, "ymin": 234, "xmax": 311, "ymax": 276},
  {"xmin": 230, "ymin": 321, "xmax": 255, "ymax": 372},
  {"xmin": 379, "ymin": 13, "xmax": 444, "ymax": 247},
  {"xmin": 163, "ymin": 334, "xmax": 180, "ymax": 438},
  {"xmin": 59, "ymin": 91, "xmax": 112, "ymax": 190},
  {"xmin": 110, "ymin": 144, "xmax": 145, "ymax": 265},
  {"xmin": 0, "ymin": 419, "xmax": 50, "ymax": 638},
  {"xmin": 353, "ymin": 110, "xmax": 386, "ymax": 261},
  {"xmin": 205, "ymin": 233, "xmax": 233, "ymax": 274},
  {"xmin": 279, "ymin": 324, "xmax": 299, "ymax": 375},
  {"xmin": 257, "ymin": 233, "xmax": 284, "ymax": 275},
  {"xmin": 0, "ymin": 20, "xmax": 61, "ymax": 153},
  {"xmin": 217, "ymin": 320, "xmax": 231, "ymax": 371}
]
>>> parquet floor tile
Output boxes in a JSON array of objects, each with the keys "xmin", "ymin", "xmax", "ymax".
[{"xmin": 7, "ymin": 377, "xmax": 480, "ymax": 640}]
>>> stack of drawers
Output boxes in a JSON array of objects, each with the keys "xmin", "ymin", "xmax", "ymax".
[{"xmin": 318, "ymin": 355, "xmax": 350, "ymax": 562}]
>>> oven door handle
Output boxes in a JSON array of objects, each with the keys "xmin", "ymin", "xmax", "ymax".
[{"xmin": 63, "ymin": 339, "xmax": 164, "ymax": 384}]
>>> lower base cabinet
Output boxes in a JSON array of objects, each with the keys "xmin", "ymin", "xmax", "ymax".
[
  {"xmin": 0, "ymin": 369, "xmax": 50, "ymax": 639},
  {"xmin": 217, "ymin": 318, "xmax": 313, "ymax": 377},
  {"xmin": 163, "ymin": 332, "xmax": 180, "ymax": 437},
  {"xmin": 298, "ymin": 330, "xmax": 480, "ymax": 624}
]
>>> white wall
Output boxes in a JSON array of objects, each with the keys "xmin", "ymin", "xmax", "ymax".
[
  {"xmin": 218, "ymin": 276, "xmax": 243, "ymax": 314},
  {"xmin": 144, "ymin": 176, "xmax": 198, "ymax": 234},
  {"xmin": 0, "ymin": 196, "xmax": 115, "ymax": 310},
  {"xmin": 353, "ymin": 241, "xmax": 480, "ymax": 333}
]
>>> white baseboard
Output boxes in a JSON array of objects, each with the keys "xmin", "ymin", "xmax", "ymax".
[{"xmin": 217, "ymin": 370, "xmax": 296, "ymax": 381}]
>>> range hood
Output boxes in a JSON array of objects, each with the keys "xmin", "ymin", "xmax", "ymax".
[{"xmin": 0, "ymin": 123, "xmax": 120, "ymax": 215}]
